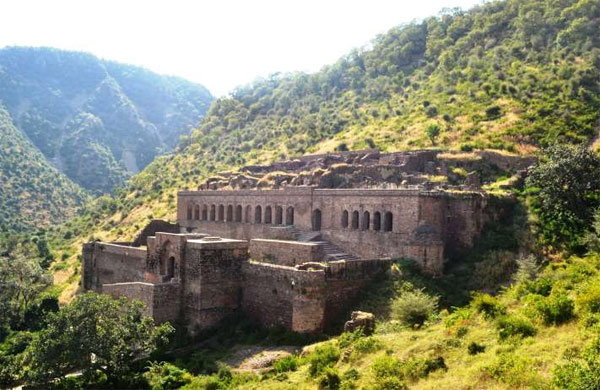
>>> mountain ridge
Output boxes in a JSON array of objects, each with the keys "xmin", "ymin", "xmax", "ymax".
[
  {"xmin": 47, "ymin": 0, "xmax": 600, "ymax": 305},
  {"xmin": 0, "ymin": 46, "xmax": 214, "ymax": 194},
  {"xmin": 0, "ymin": 105, "xmax": 89, "ymax": 231}
]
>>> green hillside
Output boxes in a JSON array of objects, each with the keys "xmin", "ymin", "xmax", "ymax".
[
  {"xmin": 0, "ymin": 106, "xmax": 89, "ymax": 231},
  {"xmin": 50, "ymin": 0, "xmax": 599, "ymax": 253},
  {"xmin": 0, "ymin": 47, "xmax": 214, "ymax": 194},
  {"xmin": 5, "ymin": 0, "xmax": 598, "ymax": 387}
]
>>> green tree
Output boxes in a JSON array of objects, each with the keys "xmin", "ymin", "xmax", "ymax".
[
  {"xmin": 526, "ymin": 145, "xmax": 600, "ymax": 252},
  {"xmin": 27, "ymin": 293, "xmax": 174, "ymax": 385},
  {"xmin": 0, "ymin": 242, "xmax": 51, "ymax": 327},
  {"xmin": 583, "ymin": 209, "xmax": 600, "ymax": 252},
  {"xmin": 425, "ymin": 124, "xmax": 441, "ymax": 145}
]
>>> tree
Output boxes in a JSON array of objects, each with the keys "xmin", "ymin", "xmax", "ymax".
[
  {"xmin": 27, "ymin": 293, "xmax": 174, "ymax": 385},
  {"xmin": 0, "ymin": 242, "xmax": 51, "ymax": 327},
  {"xmin": 425, "ymin": 124, "xmax": 441, "ymax": 145},
  {"xmin": 526, "ymin": 145, "xmax": 600, "ymax": 252},
  {"xmin": 583, "ymin": 209, "xmax": 600, "ymax": 252}
]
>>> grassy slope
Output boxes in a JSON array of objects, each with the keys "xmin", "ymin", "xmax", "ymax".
[
  {"xmin": 40, "ymin": 0, "xmax": 600, "ymax": 387},
  {"xmin": 49, "ymin": 0, "xmax": 600, "ymax": 302}
]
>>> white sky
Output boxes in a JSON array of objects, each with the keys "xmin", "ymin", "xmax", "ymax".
[{"xmin": 0, "ymin": 0, "xmax": 481, "ymax": 96}]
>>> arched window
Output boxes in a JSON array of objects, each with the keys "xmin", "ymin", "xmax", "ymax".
[
  {"xmin": 362, "ymin": 211, "xmax": 370, "ymax": 230},
  {"xmin": 226, "ymin": 205, "xmax": 233, "ymax": 221},
  {"xmin": 286, "ymin": 206, "xmax": 294, "ymax": 225},
  {"xmin": 187, "ymin": 204, "xmax": 193, "ymax": 220},
  {"xmin": 235, "ymin": 205, "xmax": 243, "ymax": 222},
  {"xmin": 275, "ymin": 206, "xmax": 283, "ymax": 225},
  {"xmin": 255, "ymin": 206, "xmax": 262, "ymax": 223},
  {"xmin": 341, "ymin": 210, "xmax": 349, "ymax": 228},
  {"xmin": 194, "ymin": 205, "xmax": 200, "ymax": 220},
  {"xmin": 351, "ymin": 210, "xmax": 359, "ymax": 229},
  {"xmin": 218, "ymin": 205, "xmax": 224, "ymax": 221},
  {"xmin": 166, "ymin": 257, "xmax": 175, "ymax": 279},
  {"xmin": 202, "ymin": 205, "xmax": 208, "ymax": 220},
  {"xmin": 210, "ymin": 205, "xmax": 216, "ymax": 221},
  {"xmin": 373, "ymin": 212, "xmax": 381, "ymax": 231},
  {"xmin": 384, "ymin": 212, "xmax": 393, "ymax": 232},
  {"xmin": 245, "ymin": 205, "xmax": 252, "ymax": 223},
  {"xmin": 265, "ymin": 206, "xmax": 272, "ymax": 224}
]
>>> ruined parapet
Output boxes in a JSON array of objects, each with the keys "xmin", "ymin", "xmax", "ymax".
[
  {"xmin": 182, "ymin": 237, "xmax": 249, "ymax": 335},
  {"xmin": 249, "ymin": 239, "xmax": 325, "ymax": 267},
  {"xmin": 132, "ymin": 219, "xmax": 180, "ymax": 247},
  {"xmin": 82, "ymin": 241, "xmax": 147, "ymax": 291},
  {"xmin": 241, "ymin": 260, "xmax": 328, "ymax": 333},
  {"xmin": 102, "ymin": 281, "xmax": 180, "ymax": 324},
  {"xmin": 241, "ymin": 257, "xmax": 390, "ymax": 333}
]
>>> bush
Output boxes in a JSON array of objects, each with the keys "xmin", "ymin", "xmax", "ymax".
[
  {"xmin": 371, "ymin": 355, "xmax": 404, "ymax": 381},
  {"xmin": 425, "ymin": 106, "xmax": 438, "ymax": 117},
  {"xmin": 576, "ymin": 284, "xmax": 600, "ymax": 316},
  {"xmin": 144, "ymin": 362, "xmax": 193, "ymax": 390},
  {"xmin": 342, "ymin": 368, "xmax": 360, "ymax": 381},
  {"xmin": 471, "ymin": 293, "xmax": 506, "ymax": 319},
  {"xmin": 308, "ymin": 343, "xmax": 340, "ymax": 377},
  {"xmin": 392, "ymin": 289, "xmax": 439, "ymax": 327},
  {"xmin": 318, "ymin": 367, "xmax": 341, "ymax": 390},
  {"xmin": 272, "ymin": 355, "xmax": 298, "ymax": 373},
  {"xmin": 372, "ymin": 377, "xmax": 408, "ymax": 390},
  {"xmin": 496, "ymin": 315, "xmax": 536, "ymax": 340},
  {"xmin": 515, "ymin": 255, "xmax": 541, "ymax": 284},
  {"xmin": 520, "ymin": 277, "xmax": 553, "ymax": 297},
  {"xmin": 468, "ymin": 342, "xmax": 486, "ymax": 355},
  {"xmin": 553, "ymin": 338, "xmax": 600, "ymax": 389},
  {"xmin": 371, "ymin": 354, "xmax": 446, "ymax": 384},
  {"xmin": 354, "ymin": 336, "xmax": 383, "ymax": 354},
  {"xmin": 485, "ymin": 105, "xmax": 502, "ymax": 119},
  {"xmin": 534, "ymin": 293, "xmax": 574, "ymax": 325}
]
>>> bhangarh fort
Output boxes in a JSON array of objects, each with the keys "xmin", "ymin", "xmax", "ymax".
[{"xmin": 82, "ymin": 149, "xmax": 534, "ymax": 334}]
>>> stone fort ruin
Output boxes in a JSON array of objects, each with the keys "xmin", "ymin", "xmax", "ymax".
[{"xmin": 83, "ymin": 149, "xmax": 531, "ymax": 333}]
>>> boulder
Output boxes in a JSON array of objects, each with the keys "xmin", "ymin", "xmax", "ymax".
[{"xmin": 343, "ymin": 311, "xmax": 375, "ymax": 335}]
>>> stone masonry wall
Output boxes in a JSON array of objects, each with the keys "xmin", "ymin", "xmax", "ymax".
[
  {"xmin": 241, "ymin": 261, "xmax": 327, "ymax": 333},
  {"xmin": 82, "ymin": 242, "xmax": 147, "ymax": 291},
  {"xmin": 241, "ymin": 258, "xmax": 390, "ymax": 332},
  {"xmin": 249, "ymin": 239, "xmax": 325, "ymax": 266},
  {"xmin": 324, "ymin": 259, "xmax": 391, "ymax": 325},
  {"xmin": 182, "ymin": 239, "xmax": 248, "ymax": 334},
  {"xmin": 102, "ymin": 282, "xmax": 180, "ymax": 324},
  {"xmin": 178, "ymin": 188, "xmax": 451, "ymax": 270}
]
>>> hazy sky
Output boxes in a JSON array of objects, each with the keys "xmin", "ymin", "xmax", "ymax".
[{"xmin": 0, "ymin": 0, "xmax": 481, "ymax": 96}]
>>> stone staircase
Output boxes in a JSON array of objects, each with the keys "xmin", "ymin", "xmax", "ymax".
[
  {"xmin": 291, "ymin": 228, "xmax": 361, "ymax": 262},
  {"xmin": 317, "ymin": 241, "xmax": 361, "ymax": 262},
  {"xmin": 295, "ymin": 231, "xmax": 322, "ymax": 242}
]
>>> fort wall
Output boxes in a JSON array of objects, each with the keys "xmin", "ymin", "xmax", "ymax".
[
  {"xmin": 249, "ymin": 239, "xmax": 325, "ymax": 266},
  {"xmin": 102, "ymin": 282, "xmax": 180, "ymax": 324},
  {"xmin": 182, "ymin": 239, "xmax": 248, "ymax": 334},
  {"xmin": 82, "ymin": 242, "xmax": 147, "ymax": 291},
  {"xmin": 241, "ymin": 261, "xmax": 327, "ymax": 333},
  {"xmin": 240, "ymin": 258, "xmax": 390, "ymax": 332}
]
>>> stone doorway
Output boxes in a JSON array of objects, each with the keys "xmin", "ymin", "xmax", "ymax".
[{"xmin": 312, "ymin": 209, "xmax": 321, "ymax": 231}]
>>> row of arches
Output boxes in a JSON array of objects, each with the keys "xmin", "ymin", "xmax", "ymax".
[
  {"xmin": 340, "ymin": 210, "xmax": 393, "ymax": 232},
  {"xmin": 187, "ymin": 204, "xmax": 295, "ymax": 226}
]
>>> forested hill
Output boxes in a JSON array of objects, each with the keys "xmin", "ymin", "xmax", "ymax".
[
  {"xmin": 51, "ymin": 0, "xmax": 599, "ymax": 296},
  {"xmin": 188, "ymin": 0, "xmax": 599, "ymax": 165},
  {"xmin": 0, "ymin": 47, "xmax": 214, "ymax": 194},
  {"xmin": 0, "ymin": 106, "xmax": 89, "ymax": 231}
]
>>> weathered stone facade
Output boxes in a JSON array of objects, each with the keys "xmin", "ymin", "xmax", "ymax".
[
  {"xmin": 83, "ymin": 149, "xmax": 527, "ymax": 333},
  {"xmin": 83, "ymin": 233, "xmax": 388, "ymax": 334},
  {"xmin": 178, "ymin": 187, "xmax": 490, "ymax": 274}
]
